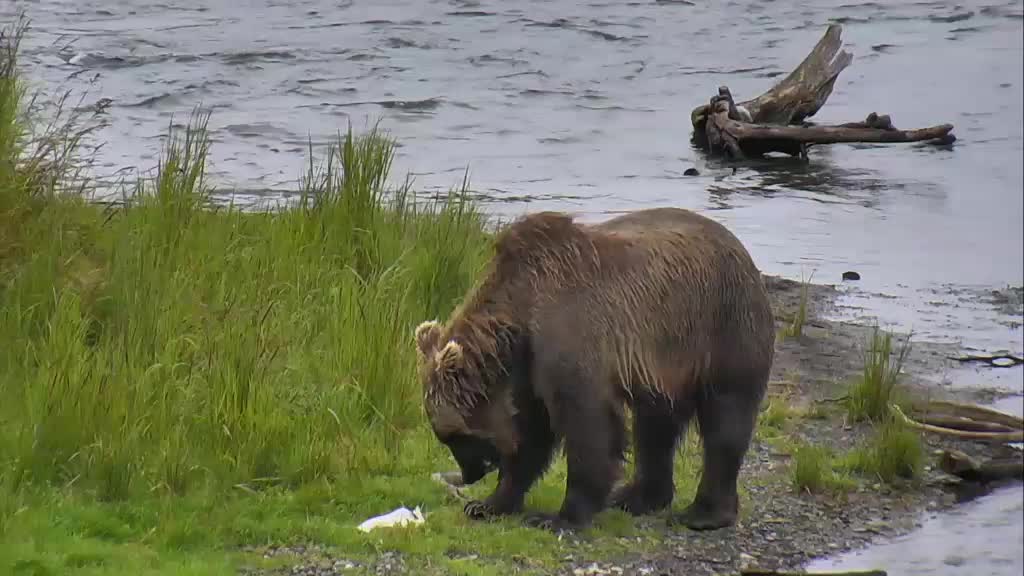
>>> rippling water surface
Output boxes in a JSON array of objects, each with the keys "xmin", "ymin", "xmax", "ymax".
[{"xmin": 8, "ymin": 0, "xmax": 1024, "ymax": 573}]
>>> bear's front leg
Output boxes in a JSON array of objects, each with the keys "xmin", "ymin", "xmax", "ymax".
[
  {"xmin": 465, "ymin": 410, "xmax": 558, "ymax": 522},
  {"xmin": 527, "ymin": 386, "xmax": 624, "ymax": 531},
  {"xmin": 463, "ymin": 468, "xmax": 523, "ymax": 520}
]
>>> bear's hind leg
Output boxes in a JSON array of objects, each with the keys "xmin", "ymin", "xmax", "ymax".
[
  {"xmin": 673, "ymin": 386, "xmax": 761, "ymax": 531},
  {"xmin": 611, "ymin": 396, "xmax": 690, "ymax": 516}
]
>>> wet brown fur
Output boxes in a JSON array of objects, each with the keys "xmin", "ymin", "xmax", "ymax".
[{"xmin": 415, "ymin": 207, "xmax": 775, "ymax": 531}]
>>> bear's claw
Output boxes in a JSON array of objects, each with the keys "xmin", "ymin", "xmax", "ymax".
[
  {"xmin": 609, "ymin": 483, "xmax": 672, "ymax": 516},
  {"xmin": 463, "ymin": 499, "xmax": 497, "ymax": 520}
]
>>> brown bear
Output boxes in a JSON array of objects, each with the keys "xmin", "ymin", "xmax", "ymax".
[{"xmin": 414, "ymin": 207, "xmax": 775, "ymax": 532}]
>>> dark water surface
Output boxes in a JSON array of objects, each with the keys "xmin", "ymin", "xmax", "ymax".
[{"xmin": 8, "ymin": 0, "xmax": 1024, "ymax": 573}]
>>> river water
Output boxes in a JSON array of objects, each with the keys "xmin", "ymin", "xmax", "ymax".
[{"xmin": 8, "ymin": 0, "xmax": 1024, "ymax": 573}]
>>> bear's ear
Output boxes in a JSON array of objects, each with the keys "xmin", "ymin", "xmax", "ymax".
[
  {"xmin": 414, "ymin": 320, "xmax": 442, "ymax": 356},
  {"xmin": 434, "ymin": 340, "xmax": 464, "ymax": 375}
]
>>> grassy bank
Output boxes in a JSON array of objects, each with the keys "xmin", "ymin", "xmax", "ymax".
[
  {"xmin": 0, "ymin": 19, "xmax": 700, "ymax": 575},
  {"xmin": 0, "ymin": 18, "xmax": 935, "ymax": 576}
]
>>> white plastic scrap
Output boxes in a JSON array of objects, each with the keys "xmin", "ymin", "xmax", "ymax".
[{"xmin": 357, "ymin": 506, "xmax": 425, "ymax": 532}]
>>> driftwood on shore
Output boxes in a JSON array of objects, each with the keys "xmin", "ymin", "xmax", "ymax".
[
  {"xmin": 939, "ymin": 449, "xmax": 1024, "ymax": 484},
  {"xmin": 892, "ymin": 402, "xmax": 1024, "ymax": 444},
  {"xmin": 690, "ymin": 24, "xmax": 955, "ymax": 159}
]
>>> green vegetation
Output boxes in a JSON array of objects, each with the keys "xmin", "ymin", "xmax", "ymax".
[
  {"xmin": 840, "ymin": 418, "xmax": 925, "ymax": 483},
  {"xmin": 846, "ymin": 326, "xmax": 913, "ymax": 423},
  {"xmin": 782, "ymin": 270, "xmax": 813, "ymax": 339},
  {"xmin": 788, "ymin": 418, "xmax": 923, "ymax": 494},
  {"xmin": 0, "ymin": 17, "xmax": 934, "ymax": 575},
  {"xmin": 760, "ymin": 396, "xmax": 795, "ymax": 433},
  {"xmin": 779, "ymin": 320, "xmax": 924, "ymax": 494},
  {"xmin": 0, "ymin": 19, "xmax": 713, "ymax": 575},
  {"xmin": 790, "ymin": 444, "xmax": 855, "ymax": 495}
]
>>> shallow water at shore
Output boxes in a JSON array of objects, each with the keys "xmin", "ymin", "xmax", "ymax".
[
  {"xmin": 8, "ymin": 0, "xmax": 1024, "ymax": 572},
  {"xmin": 807, "ymin": 483, "xmax": 1024, "ymax": 575},
  {"xmin": 809, "ymin": 393, "xmax": 1023, "ymax": 575}
]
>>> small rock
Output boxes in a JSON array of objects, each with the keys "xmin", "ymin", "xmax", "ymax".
[
  {"xmin": 944, "ymin": 555, "xmax": 966, "ymax": 567},
  {"xmin": 684, "ymin": 167, "xmax": 700, "ymax": 176}
]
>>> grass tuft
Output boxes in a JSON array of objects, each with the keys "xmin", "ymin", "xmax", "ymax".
[
  {"xmin": 790, "ymin": 443, "xmax": 855, "ymax": 495},
  {"xmin": 841, "ymin": 418, "xmax": 925, "ymax": 483},
  {"xmin": 846, "ymin": 326, "xmax": 912, "ymax": 423},
  {"xmin": 782, "ymin": 270, "xmax": 814, "ymax": 339},
  {"xmin": 759, "ymin": 394, "xmax": 796, "ymax": 435}
]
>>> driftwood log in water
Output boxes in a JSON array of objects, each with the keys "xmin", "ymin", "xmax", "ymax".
[
  {"xmin": 939, "ymin": 449, "xmax": 1024, "ymax": 484},
  {"xmin": 950, "ymin": 353, "xmax": 1024, "ymax": 368},
  {"xmin": 691, "ymin": 23, "xmax": 852, "ymax": 135},
  {"xmin": 690, "ymin": 24, "xmax": 956, "ymax": 159}
]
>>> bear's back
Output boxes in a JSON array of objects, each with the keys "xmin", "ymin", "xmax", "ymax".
[{"xmin": 576, "ymin": 208, "xmax": 774, "ymax": 395}]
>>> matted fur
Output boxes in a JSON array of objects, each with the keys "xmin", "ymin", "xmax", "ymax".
[{"xmin": 415, "ymin": 207, "xmax": 775, "ymax": 530}]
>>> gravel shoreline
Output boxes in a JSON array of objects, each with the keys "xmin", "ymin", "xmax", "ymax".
[{"xmin": 238, "ymin": 275, "xmax": 1022, "ymax": 576}]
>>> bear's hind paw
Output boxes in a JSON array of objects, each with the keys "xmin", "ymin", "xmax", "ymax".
[
  {"xmin": 670, "ymin": 501, "xmax": 737, "ymax": 531},
  {"xmin": 523, "ymin": 512, "xmax": 577, "ymax": 534}
]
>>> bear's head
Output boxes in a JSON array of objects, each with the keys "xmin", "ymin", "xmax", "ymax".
[{"xmin": 414, "ymin": 319, "xmax": 517, "ymax": 485}]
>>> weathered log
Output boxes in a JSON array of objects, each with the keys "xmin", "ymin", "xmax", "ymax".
[
  {"xmin": 704, "ymin": 92, "xmax": 954, "ymax": 158},
  {"xmin": 939, "ymin": 449, "xmax": 1024, "ymax": 483},
  {"xmin": 891, "ymin": 404, "xmax": 1024, "ymax": 443},
  {"xmin": 692, "ymin": 23, "xmax": 853, "ymax": 138},
  {"xmin": 917, "ymin": 400, "xmax": 1024, "ymax": 431},
  {"xmin": 917, "ymin": 414, "xmax": 1020, "ymax": 434},
  {"xmin": 690, "ymin": 23, "xmax": 956, "ymax": 159}
]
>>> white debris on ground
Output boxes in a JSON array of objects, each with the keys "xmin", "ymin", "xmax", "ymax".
[
  {"xmin": 431, "ymin": 471, "xmax": 470, "ymax": 500},
  {"xmin": 356, "ymin": 506, "xmax": 425, "ymax": 532}
]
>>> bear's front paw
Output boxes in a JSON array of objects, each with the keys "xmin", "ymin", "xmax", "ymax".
[
  {"xmin": 610, "ymin": 482, "xmax": 673, "ymax": 516},
  {"xmin": 463, "ymin": 499, "xmax": 498, "ymax": 520}
]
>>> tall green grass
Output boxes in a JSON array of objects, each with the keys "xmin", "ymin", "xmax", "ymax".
[
  {"xmin": 846, "ymin": 326, "xmax": 913, "ymax": 423},
  {"xmin": 0, "ymin": 17, "xmax": 492, "ymax": 502}
]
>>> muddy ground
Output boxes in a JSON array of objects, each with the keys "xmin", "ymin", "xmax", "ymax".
[{"xmin": 241, "ymin": 275, "xmax": 1023, "ymax": 576}]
